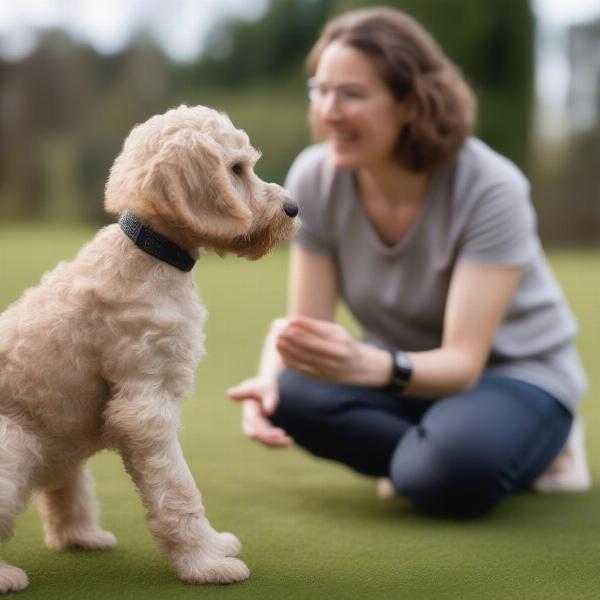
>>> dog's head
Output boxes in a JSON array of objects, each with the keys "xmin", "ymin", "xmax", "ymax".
[{"xmin": 105, "ymin": 105, "xmax": 299, "ymax": 259}]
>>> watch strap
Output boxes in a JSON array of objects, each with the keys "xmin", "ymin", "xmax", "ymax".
[{"xmin": 385, "ymin": 349, "xmax": 413, "ymax": 394}]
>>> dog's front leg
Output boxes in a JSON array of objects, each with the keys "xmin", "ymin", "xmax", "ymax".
[
  {"xmin": 37, "ymin": 461, "xmax": 117, "ymax": 551},
  {"xmin": 104, "ymin": 392, "xmax": 249, "ymax": 584}
]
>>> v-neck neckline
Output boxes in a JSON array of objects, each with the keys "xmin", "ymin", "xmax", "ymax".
[{"xmin": 348, "ymin": 167, "xmax": 440, "ymax": 256}]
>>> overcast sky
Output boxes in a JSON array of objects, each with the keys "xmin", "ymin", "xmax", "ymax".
[
  {"xmin": 0, "ymin": 0, "xmax": 269, "ymax": 61},
  {"xmin": 0, "ymin": 0, "xmax": 599, "ymax": 129}
]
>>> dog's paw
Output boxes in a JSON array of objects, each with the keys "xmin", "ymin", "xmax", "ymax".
[
  {"xmin": 0, "ymin": 562, "xmax": 29, "ymax": 593},
  {"xmin": 45, "ymin": 527, "xmax": 117, "ymax": 551},
  {"xmin": 177, "ymin": 556, "xmax": 250, "ymax": 585},
  {"xmin": 211, "ymin": 532, "xmax": 242, "ymax": 557}
]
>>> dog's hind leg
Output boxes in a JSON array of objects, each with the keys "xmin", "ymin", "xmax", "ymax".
[
  {"xmin": 37, "ymin": 461, "xmax": 116, "ymax": 551},
  {"xmin": 0, "ymin": 415, "xmax": 39, "ymax": 593}
]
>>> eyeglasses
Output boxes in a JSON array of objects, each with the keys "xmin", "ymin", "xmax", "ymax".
[{"xmin": 306, "ymin": 78, "xmax": 370, "ymax": 106}]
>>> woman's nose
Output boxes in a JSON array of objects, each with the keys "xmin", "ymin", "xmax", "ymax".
[{"xmin": 318, "ymin": 90, "xmax": 343, "ymax": 119}]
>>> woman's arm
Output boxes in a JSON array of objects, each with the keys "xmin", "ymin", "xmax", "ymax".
[
  {"xmin": 287, "ymin": 244, "xmax": 338, "ymax": 318},
  {"xmin": 228, "ymin": 245, "xmax": 339, "ymax": 445},
  {"xmin": 405, "ymin": 261, "xmax": 522, "ymax": 396},
  {"xmin": 276, "ymin": 261, "xmax": 522, "ymax": 399},
  {"xmin": 259, "ymin": 244, "xmax": 339, "ymax": 383}
]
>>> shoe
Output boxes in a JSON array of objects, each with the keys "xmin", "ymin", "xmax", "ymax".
[
  {"xmin": 376, "ymin": 477, "xmax": 397, "ymax": 499},
  {"xmin": 531, "ymin": 417, "xmax": 592, "ymax": 493}
]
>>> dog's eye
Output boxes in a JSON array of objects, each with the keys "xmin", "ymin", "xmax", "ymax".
[{"xmin": 231, "ymin": 163, "xmax": 243, "ymax": 176}]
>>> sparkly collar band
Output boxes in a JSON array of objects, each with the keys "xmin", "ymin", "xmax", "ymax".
[{"xmin": 118, "ymin": 212, "xmax": 196, "ymax": 272}]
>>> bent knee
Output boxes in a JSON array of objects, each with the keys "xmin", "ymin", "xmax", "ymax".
[
  {"xmin": 390, "ymin": 433, "xmax": 511, "ymax": 518},
  {"xmin": 272, "ymin": 370, "xmax": 307, "ymax": 428},
  {"xmin": 273, "ymin": 370, "xmax": 329, "ymax": 426}
]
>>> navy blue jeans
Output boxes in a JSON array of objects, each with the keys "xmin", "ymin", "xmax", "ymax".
[{"xmin": 271, "ymin": 370, "xmax": 572, "ymax": 518}]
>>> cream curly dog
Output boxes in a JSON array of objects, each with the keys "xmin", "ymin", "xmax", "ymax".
[{"xmin": 0, "ymin": 105, "xmax": 299, "ymax": 592}]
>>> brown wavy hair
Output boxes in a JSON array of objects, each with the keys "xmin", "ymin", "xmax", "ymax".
[{"xmin": 306, "ymin": 7, "xmax": 477, "ymax": 171}]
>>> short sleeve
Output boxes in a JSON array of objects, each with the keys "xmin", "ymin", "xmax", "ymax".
[
  {"xmin": 284, "ymin": 146, "xmax": 336, "ymax": 256},
  {"xmin": 458, "ymin": 178, "xmax": 539, "ymax": 266}
]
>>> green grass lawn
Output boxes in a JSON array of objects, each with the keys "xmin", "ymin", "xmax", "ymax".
[{"xmin": 1, "ymin": 223, "xmax": 599, "ymax": 600}]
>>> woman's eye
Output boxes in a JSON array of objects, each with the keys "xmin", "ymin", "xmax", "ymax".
[
  {"xmin": 339, "ymin": 88, "xmax": 365, "ymax": 101},
  {"xmin": 232, "ymin": 163, "xmax": 243, "ymax": 175}
]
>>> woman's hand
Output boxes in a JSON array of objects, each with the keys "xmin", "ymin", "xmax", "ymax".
[
  {"xmin": 227, "ymin": 377, "xmax": 294, "ymax": 448},
  {"xmin": 276, "ymin": 316, "xmax": 392, "ymax": 387}
]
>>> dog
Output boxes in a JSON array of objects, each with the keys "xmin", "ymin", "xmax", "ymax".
[{"xmin": 0, "ymin": 105, "xmax": 299, "ymax": 592}]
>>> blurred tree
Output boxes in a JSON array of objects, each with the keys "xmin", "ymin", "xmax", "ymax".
[
  {"xmin": 529, "ymin": 17, "xmax": 600, "ymax": 245},
  {"xmin": 75, "ymin": 38, "xmax": 172, "ymax": 223},
  {"xmin": 196, "ymin": 0, "xmax": 335, "ymax": 86},
  {"xmin": 0, "ymin": 30, "xmax": 86, "ymax": 219},
  {"xmin": 196, "ymin": 0, "xmax": 534, "ymax": 171},
  {"xmin": 0, "ymin": 32, "xmax": 173, "ymax": 223},
  {"xmin": 533, "ymin": 131, "xmax": 600, "ymax": 244},
  {"xmin": 0, "ymin": 0, "xmax": 535, "ymax": 228}
]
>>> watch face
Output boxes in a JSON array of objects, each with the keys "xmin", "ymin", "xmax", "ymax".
[
  {"xmin": 393, "ymin": 351, "xmax": 413, "ymax": 383},
  {"xmin": 384, "ymin": 350, "xmax": 412, "ymax": 393}
]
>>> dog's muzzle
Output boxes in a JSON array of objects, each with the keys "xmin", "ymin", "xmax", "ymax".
[{"xmin": 283, "ymin": 201, "xmax": 299, "ymax": 218}]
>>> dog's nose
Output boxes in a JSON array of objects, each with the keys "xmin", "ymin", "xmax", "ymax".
[{"xmin": 283, "ymin": 201, "xmax": 298, "ymax": 218}]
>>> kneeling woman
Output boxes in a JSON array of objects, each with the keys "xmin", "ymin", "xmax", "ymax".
[{"xmin": 229, "ymin": 7, "xmax": 588, "ymax": 517}]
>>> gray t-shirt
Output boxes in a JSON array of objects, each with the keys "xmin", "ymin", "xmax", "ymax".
[{"xmin": 285, "ymin": 139, "xmax": 587, "ymax": 411}]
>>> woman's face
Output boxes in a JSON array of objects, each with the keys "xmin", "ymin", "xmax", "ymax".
[{"xmin": 309, "ymin": 41, "xmax": 410, "ymax": 171}]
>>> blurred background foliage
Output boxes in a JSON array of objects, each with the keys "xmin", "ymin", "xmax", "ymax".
[{"xmin": 0, "ymin": 0, "xmax": 598, "ymax": 243}]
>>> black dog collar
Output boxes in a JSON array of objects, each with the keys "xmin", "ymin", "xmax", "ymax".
[{"xmin": 118, "ymin": 212, "xmax": 196, "ymax": 272}]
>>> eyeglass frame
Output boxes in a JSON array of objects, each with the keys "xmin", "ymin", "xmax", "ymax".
[{"xmin": 306, "ymin": 77, "xmax": 373, "ymax": 106}]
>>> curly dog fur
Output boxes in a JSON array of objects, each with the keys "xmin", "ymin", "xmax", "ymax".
[{"xmin": 0, "ymin": 105, "xmax": 298, "ymax": 592}]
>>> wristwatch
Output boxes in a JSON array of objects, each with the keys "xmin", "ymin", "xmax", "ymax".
[{"xmin": 386, "ymin": 350, "xmax": 413, "ymax": 394}]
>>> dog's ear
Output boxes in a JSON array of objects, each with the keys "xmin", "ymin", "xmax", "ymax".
[{"xmin": 141, "ymin": 130, "xmax": 253, "ymax": 240}]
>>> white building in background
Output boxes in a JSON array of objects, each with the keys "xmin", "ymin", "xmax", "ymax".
[{"xmin": 567, "ymin": 18, "xmax": 600, "ymax": 132}]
